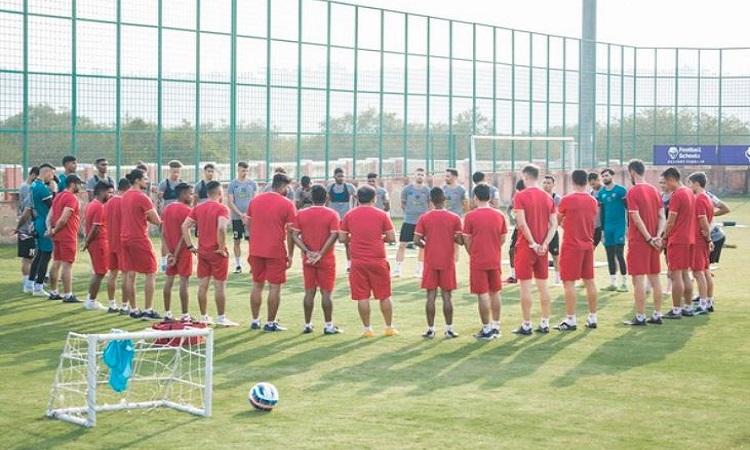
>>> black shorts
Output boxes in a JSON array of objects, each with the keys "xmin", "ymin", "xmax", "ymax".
[
  {"xmin": 18, "ymin": 235, "xmax": 36, "ymax": 259},
  {"xmin": 400, "ymin": 223, "xmax": 417, "ymax": 243},
  {"xmin": 710, "ymin": 236, "xmax": 725, "ymax": 264},
  {"xmin": 233, "ymin": 219, "xmax": 248, "ymax": 241},
  {"xmin": 549, "ymin": 231, "xmax": 560, "ymax": 256}
]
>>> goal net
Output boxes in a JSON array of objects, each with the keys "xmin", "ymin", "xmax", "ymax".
[
  {"xmin": 47, "ymin": 328, "xmax": 213, "ymax": 428},
  {"xmin": 469, "ymin": 135, "xmax": 577, "ymax": 180}
]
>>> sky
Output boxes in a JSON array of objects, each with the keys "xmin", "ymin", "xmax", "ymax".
[{"xmin": 345, "ymin": 0, "xmax": 748, "ymax": 48}]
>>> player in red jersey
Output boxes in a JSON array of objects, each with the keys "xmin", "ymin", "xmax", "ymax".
[
  {"xmin": 554, "ymin": 169, "xmax": 599, "ymax": 331},
  {"xmin": 462, "ymin": 184, "xmax": 508, "ymax": 340},
  {"xmin": 161, "ymin": 183, "xmax": 194, "ymax": 322},
  {"xmin": 660, "ymin": 167, "xmax": 696, "ymax": 319},
  {"xmin": 291, "ymin": 185, "xmax": 342, "ymax": 335},
  {"xmin": 623, "ymin": 159, "xmax": 666, "ymax": 326},
  {"xmin": 120, "ymin": 169, "xmax": 163, "ymax": 320},
  {"xmin": 414, "ymin": 187, "xmax": 463, "ymax": 339},
  {"xmin": 82, "ymin": 181, "xmax": 114, "ymax": 311},
  {"xmin": 687, "ymin": 172, "xmax": 714, "ymax": 315},
  {"xmin": 46, "ymin": 175, "xmax": 84, "ymax": 303},
  {"xmin": 511, "ymin": 165, "xmax": 557, "ymax": 335},
  {"xmin": 339, "ymin": 184, "xmax": 398, "ymax": 337},
  {"xmin": 182, "ymin": 181, "xmax": 238, "ymax": 327},
  {"xmin": 247, "ymin": 173, "xmax": 297, "ymax": 331},
  {"xmin": 105, "ymin": 178, "xmax": 130, "ymax": 313}
]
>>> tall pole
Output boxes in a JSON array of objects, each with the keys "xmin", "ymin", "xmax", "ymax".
[{"xmin": 579, "ymin": 0, "xmax": 597, "ymax": 167}]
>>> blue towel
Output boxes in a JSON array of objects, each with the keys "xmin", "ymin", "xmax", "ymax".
[{"xmin": 103, "ymin": 339, "xmax": 135, "ymax": 393}]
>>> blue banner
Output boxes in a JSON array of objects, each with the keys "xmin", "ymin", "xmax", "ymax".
[
  {"xmin": 718, "ymin": 145, "xmax": 750, "ymax": 165},
  {"xmin": 653, "ymin": 145, "xmax": 718, "ymax": 165}
]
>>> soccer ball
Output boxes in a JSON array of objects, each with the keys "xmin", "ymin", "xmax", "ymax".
[{"xmin": 248, "ymin": 382, "xmax": 279, "ymax": 412}]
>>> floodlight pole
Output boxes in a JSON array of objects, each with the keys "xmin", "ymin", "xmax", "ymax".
[{"xmin": 580, "ymin": 0, "xmax": 597, "ymax": 168}]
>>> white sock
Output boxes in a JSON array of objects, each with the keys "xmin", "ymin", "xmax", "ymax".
[
  {"xmin": 64, "ymin": 292, "xmax": 73, "ymax": 298},
  {"xmin": 363, "ymin": 325, "xmax": 373, "ymax": 331},
  {"xmin": 588, "ymin": 312, "xmax": 597, "ymax": 323},
  {"xmin": 672, "ymin": 306, "xmax": 682, "ymax": 314},
  {"xmin": 22, "ymin": 275, "xmax": 28, "ymax": 285},
  {"xmin": 491, "ymin": 321, "xmax": 500, "ymax": 330},
  {"xmin": 445, "ymin": 324, "xmax": 453, "ymax": 332},
  {"xmin": 619, "ymin": 275, "xmax": 627, "ymax": 285},
  {"xmin": 34, "ymin": 283, "xmax": 44, "ymax": 290},
  {"xmin": 482, "ymin": 324, "xmax": 492, "ymax": 333},
  {"xmin": 218, "ymin": 314, "xmax": 226, "ymax": 321},
  {"xmin": 566, "ymin": 315, "xmax": 577, "ymax": 325},
  {"xmin": 683, "ymin": 305, "xmax": 693, "ymax": 312},
  {"xmin": 347, "ymin": 260, "xmax": 351, "ymax": 269},
  {"xmin": 610, "ymin": 275, "xmax": 617, "ymax": 285},
  {"xmin": 540, "ymin": 318, "xmax": 550, "ymax": 328},
  {"xmin": 108, "ymin": 300, "xmax": 117, "ymax": 308},
  {"xmin": 653, "ymin": 311, "xmax": 662, "ymax": 318},
  {"xmin": 523, "ymin": 320, "xmax": 532, "ymax": 329},
  {"xmin": 161, "ymin": 257, "xmax": 167, "ymax": 266},
  {"xmin": 699, "ymin": 297, "xmax": 708, "ymax": 308},
  {"xmin": 509, "ymin": 268, "xmax": 516, "ymax": 278},
  {"xmin": 395, "ymin": 262, "xmax": 402, "ymax": 272},
  {"xmin": 251, "ymin": 318, "xmax": 260, "ymax": 325},
  {"xmin": 636, "ymin": 313, "xmax": 646, "ymax": 321},
  {"xmin": 235, "ymin": 257, "xmax": 241, "ymax": 267},
  {"xmin": 415, "ymin": 262, "xmax": 423, "ymax": 272},
  {"xmin": 427, "ymin": 326, "xmax": 435, "ymax": 332},
  {"xmin": 324, "ymin": 322, "xmax": 332, "ymax": 329},
  {"xmin": 164, "ymin": 310, "xmax": 173, "ymax": 319}
]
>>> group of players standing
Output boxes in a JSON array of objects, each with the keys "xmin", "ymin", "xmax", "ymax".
[{"xmin": 15, "ymin": 155, "xmax": 729, "ymax": 338}]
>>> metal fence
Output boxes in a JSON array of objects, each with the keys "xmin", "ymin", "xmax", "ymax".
[{"xmin": 1, "ymin": 0, "xmax": 749, "ymax": 188}]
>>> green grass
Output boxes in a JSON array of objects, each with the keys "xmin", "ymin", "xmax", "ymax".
[{"xmin": 2, "ymin": 198, "xmax": 750, "ymax": 449}]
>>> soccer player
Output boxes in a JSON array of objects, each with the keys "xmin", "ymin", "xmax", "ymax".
[
  {"xmin": 444, "ymin": 168, "xmax": 469, "ymax": 262},
  {"xmin": 471, "ymin": 171, "xmax": 500, "ymax": 208},
  {"xmin": 28, "ymin": 163, "xmax": 57, "ymax": 297},
  {"xmin": 326, "ymin": 167, "xmax": 357, "ymax": 270},
  {"xmin": 367, "ymin": 172, "xmax": 391, "ymax": 212},
  {"xmin": 588, "ymin": 172, "xmax": 603, "ymax": 248},
  {"xmin": 85, "ymin": 158, "xmax": 115, "ymax": 201},
  {"xmin": 82, "ymin": 181, "xmax": 114, "ymax": 310},
  {"xmin": 504, "ymin": 179, "xmax": 525, "ymax": 284},
  {"xmin": 393, "ymin": 168, "xmax": 430, "ymax": 278},
  {"xmin": 414, "ymin": 187, "xmax": 463, "ymax": 339},
  {"xmin": 463, "ymin": 184, "xmax": 508, "ymax": 340},
  {"xmin": 162, "ymin": 183, "xmax": 195, "ymax": 322},
  {"xmin": 554, "ymin": 169, "xmax": 599, "ymax": 331},
  {"xmin": 192, "ymin": 163, "xmax": 216, "ymax": 206},
  {"xmin": 658, "ymin": 175, "xmax": 673, "ymax": 296},
  {"xmin": 18, "ymin": 166, "xmax": 39, "ymax": 293},
  {"xmin": 623, "ymin": 159, "xmax": 666, "ymax": 326},
  {"xmin": 57, "ymin": 155, "xmax": 78, "ymax": 189},
  {"xmin": 339, "ymin": 184, "xmax": 398, "ymax": 337},
  {"xmin": 181, "ymin": 181, "xmax": 238, "ymax": 327},
  {"xmin": 598, "ymin": 168, "xmax": 628, "ymax": 292},
  {"xmin": 46, "ymin": 174, "xmax": 84, "ymax": 303},
  {"xmin": 121, "ymin": 169, "xmax": 163, "ymax": 320},
  {"xmin": 247, "ymin": 173, "xmax": 297, "ymax": 331},
  {"xmin": 291, "ymin": 185, "xmax": 342, "ymax": 335},
  {"xmin": 227, "ymin": 161, "xmax": 257, "ymax": 274},
  {"xmin": 105, "ymin": 177, "xmax": 130, "ymax": 313},
  {"xmin": 688, "ymin": 172, "xmax": 714, "ymax": 315},
  {"xmin": 511, "ymin": 164, "xmax": 557, "ymax": 335},
  {"xmin": 703, "ymin": 192, "xmax": 730, "ymax": 310},
  {"xmin": 542, "ymin": 174, "xmax": 562, "ymax": 285},
  {"xmin": 158, "ymin": 160, "xmax": 184, "ymax": 271},
  {"xmin": 295, "ymin": 175, "xmax": 314, "ymax": 210},
  {"xmin": 661, "ymin": 167, "xmax": 696, "ymax": 319}
]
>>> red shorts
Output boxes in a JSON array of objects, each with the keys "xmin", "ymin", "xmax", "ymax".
[
  {"xmin": 627, "ymin": 242, "xmax": 661, "ymax": 276},
  {"xmin": 691, "ymin": 240, "xmax": 710, "ymax": 272},
  {"xmin": 349, "ymin": 259, "xmax": 391, "ymax": 301},
  {"xmin": 108, "ymin": 251, "xmax": 120, "ymax": 271},
  {"xmin": 88, "ymin": 242, "xmax": 109, "ymax": 276},
  {"xmin": 249, "ymin": 255, "xmax": 288, "ymax": 284},
  {"xmin": 53, "ymin": 240, "xmax": 77, "ymax": 264},
  {"xmin": 303, "ymin": 262, "xmax": 336, "ymax": 292},
  {"xmin": 667, "ymin": 243, "xmax": 693, "ymax": 271},
  {"xmin": 559, "ymin": 246, "xmax": 595, "ymax": 281},
  {"xmin": 121, "ymin": 238, "xmax": 157, "ymax": 274},
  {"xmin": 469, "ymin": 267, "xmax": 502, "ymax": 294},
  {"xmin": 421, "ymin": 265, "xmax": 457, "ymax": 291},
  {"xmin": 198, "ymin": 251, "xmax": 229, "ymax": 281},
  {"xmin": 514, "ymin": 245, "xmax": 549, "ymax": 280},
  {"xmin": 166, "ymin": 250, "xmax": 193, "ymax": 278}
]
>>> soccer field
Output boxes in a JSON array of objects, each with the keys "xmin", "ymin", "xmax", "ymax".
[{"xmin": 2, "ymin": 199, "xmax": 750, "ymax": 450}]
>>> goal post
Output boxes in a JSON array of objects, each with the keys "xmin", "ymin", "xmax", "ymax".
[
  {"xmin": 47, "ymin": 328, "xmax": 213, "ymax": 428},
  {"xmin": 469, "ymin": 135, "xmax": 577, "ymax": 186}
]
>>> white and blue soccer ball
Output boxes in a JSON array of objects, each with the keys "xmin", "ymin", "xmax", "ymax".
[{"xmin": 248, "ymin": 382, "xmax": 279, "ymax": 412}]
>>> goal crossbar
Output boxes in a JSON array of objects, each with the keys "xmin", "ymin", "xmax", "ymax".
[{"xmin": 469, "ymin": 135, "xmax": 577, "ymax": 180}]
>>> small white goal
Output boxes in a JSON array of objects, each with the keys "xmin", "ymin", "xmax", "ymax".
[{"xmin": 46, "ymin": 328, "xmax": 213, "ymax": 428}]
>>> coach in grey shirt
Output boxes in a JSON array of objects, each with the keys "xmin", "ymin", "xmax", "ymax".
[
  {"xmin": 443, "ymin": 168, "xmax": 469, "ymax": 217},
  {"xmin": 86, "ymin": 158, "xmax": 115, "ymax": 201},
  {"xmin": 227, "ymin": 161, "xmax": 258, "ymax": 274},
  {"xmin": 393, "ymin": 167, "xmax": 430, "ymax": 278},
  {"xmin": 366, "ymin": 172, "xmax": 390, "ymax": 212}
]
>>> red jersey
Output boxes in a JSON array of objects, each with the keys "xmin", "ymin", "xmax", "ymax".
[
  {"xmin": 626, "ymin": 183, "xmax": 662, "ymax": 245},
  {"xmin": 292, "ymin": 206, "xmax": 340, "ymax": 266},
  {"xmin": 105, "ymin": 195, "xmax": 122, "ymax": 252},
  {"xmin": 668, "ymin": 186, "xmax": 696, "ymax": 245},
  {"xmin": 513, "ymin": 186, "xmax": 554, "ymax": 246},
  {"xmin": 415, "ymin": 209, "xmax": 462, "ymax": 270},
  {"xmin": 50, "ymin": 190, "xmax": 80, "ymax": 243},
  {"xmin": 462, "ymin": 207, "xmax": 508, "ymax": 269},
  {"xmin": 247, "ymin": 192, "xmax": 297, "ymax": 258},
  {"xmin": 120, "ymin": 189, "xmax": 156, "ymax": 240},
  {"xmin": 558, "ymin": 192, "xmax": 598, "ymax": 250},
  {"xmin": 340, "ymin": 206, "xmax": 394, "ymax": 261},
  {"xmin": 190, "ymin": 200, "xmax": 230, "ymax": 253},
  {"xmin": 162, "ymin": 201, "xmax": 192, "ymax": 253},
  {"xmin": 84, "ymin": 199, "xmax": 108, "ymax": 245},
  {"xmin": 694, "ymin": 192, "xmax": 714, "ymax": 241}
]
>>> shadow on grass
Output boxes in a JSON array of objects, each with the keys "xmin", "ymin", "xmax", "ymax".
[{"xmin": 551, "ymin": 314, "xmax": 710, "ymax": 388}]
